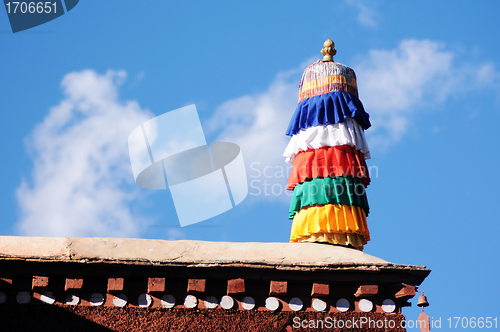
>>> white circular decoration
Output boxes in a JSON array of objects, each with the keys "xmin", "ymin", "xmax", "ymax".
[
  {"xmin": 113, "ymin": 293, "xmax": 128, "ymax": 307},
  {"xmin": 220, "ymin": 295, "xmax": 234, "ymax": 310},
  {"xmin": 336, "ymin": 298, "xmax": 349, "ymax": 312},
  {"xmin": 65, "ymin": 293, "xmax": 80, "ymax": 306},
  {"xmin": 205, "ymin": 296, "xmax": 218, "ymax": 309},
  {"xmin": 0, "ymin": 291, "xmax": 7, "ymax": 304},
  {"xmin": 16, "ymin": 291, "xmax": 31, "ymax": 304},
  {"xmin": 184, "ymin": 295, "xmax": 198, "ymax": 309},
  {"xmin": 40, "ymin": 292, "xmax": 56, "ymax": 305},
  {"xmin": 89, "ymin": 293, "xmax": 104, "ymax": 306},
  {"xmin": 382, "ymin": 299, "xmax": 396, "ymax": 313},
  {"xmin": 138, "ymin": 293, "xmax": 152, "ymax": 307},
  {"xmin": 312, "ymin": 298, "xmax": 327, "ymax": 312},
  {"xmin": 265, "ymin": 297, "xmax": 280, "ymax": 311},
  {"xmin": 241, "ymin": 296, "xmax": 255, "ymax": 310},
  {"xmin": 359, "ymin": 299, "xmax": 373, "ymax": 312},
  {"xmin": 289, "ymin": 297, "xmax": 303, "ymax": 311},
  {"xmin": 161, "ymin": 294, "xmax": 176, "ymax": 309}
]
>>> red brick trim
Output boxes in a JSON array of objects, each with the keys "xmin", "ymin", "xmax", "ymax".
[
  {"xmin": 107, "ymin": 278, "xmax": 124, "ymax": 292},
  {"xmin": 354, "ymin": 284, "xmax": 378, "ymax": 297},
  {"xmin": 187, "ymin": 279, "xmax": 206, "ymax": 294},
  {"xmin": 269, "ymin": 281, "xmax": 287, "ymax": 296},
  {"xmin": 311, "ymin": 282, "xmax": 329, "ymax": 297},
  {"xmin": 65, "ymin": 275, "xmax": 84, "ymax": 291},
  {"xmin": 32, "ymin": 276, "xmax": 49, "ymax": 289},
  {"xmin": 148, "ymin": 278, "xmax": 165, "ymax": 293},
  {"xmin": 227, "ymin": 278, "xmax": 245, "ymax": 294}
]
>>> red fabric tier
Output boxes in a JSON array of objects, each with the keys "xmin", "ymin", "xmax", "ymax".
[{"xmin": 287, "ymin": 145, "xmax": 370, "ymax": 190}]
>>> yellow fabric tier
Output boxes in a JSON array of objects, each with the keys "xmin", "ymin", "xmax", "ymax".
[
  {"xmin": 292, "ymin": 233, "xmax": 366, "ymax": 251},
  {"xmin": 290, "ymin": 204, "xmax": 370, "ymax": 250}
]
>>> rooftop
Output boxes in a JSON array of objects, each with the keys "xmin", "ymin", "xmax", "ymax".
[
  {"xmin": 0, "ymin": 236, "xmax": 429, "ymax": 331},
  {"xmin": 0, "ymin": 236, "xmax": 429, "ymax": 282}
]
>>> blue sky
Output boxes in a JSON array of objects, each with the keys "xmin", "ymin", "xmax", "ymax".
[{"xmin": 1, "ymin": 0, "xmax": 499, "ymax": 329}]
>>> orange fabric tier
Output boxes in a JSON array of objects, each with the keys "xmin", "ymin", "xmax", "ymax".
[
  {"xmin": 286, "ymin": 145, "xmax": 370, "ymax": 190},
  {"xmin": 290, "ymin": 204, "xmax": 370, "ymax": 250}
]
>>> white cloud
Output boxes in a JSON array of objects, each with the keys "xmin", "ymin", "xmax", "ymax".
[
  {"xmin": 208, "ymin": 66, "xmax": 304, "ymax": 201},
  {"xmin": 354, "ymin": 39, "xmax": 498, "ymax": 149},
  {"xmin": 18, "ymin": 40, "xmax": 497, "ymax": 228},
  {"xmin": 344, "ymin": 0, "xmax": 380, "ymax": 28},
  {"xmin": 16, "ymin": 70, "xmax": 154, "ymax": 237},
  {"xmin": 209, "ymin": 40, "xmax": 500, "ymax": 195}
]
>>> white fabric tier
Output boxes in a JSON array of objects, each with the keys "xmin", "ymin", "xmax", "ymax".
[{"xmin": 283, "ymin": 118, "xmax": 370, "ymax": 163}]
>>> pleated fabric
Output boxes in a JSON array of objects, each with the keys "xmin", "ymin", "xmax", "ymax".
[
  {"xmin": 294, "ymin": 233, "xmax": 366, "ymax": 251},
  {"xmin": 287, "ymin": 145, "xmax": 370, "ymax": 190},
  {"xmin": 298, "ymin": 60, "xmax": 359, "ymax": 102},
  {"xmin": 289, "ymin": 177, "xmax": 369, "ymax": 218},
  {"xmin": 286, "ymin": 91, "xmax": 371, "ymax": 136},
  {"xmin": 290, "ymin": 204, "xmax": 370, "ymax": 250},
  {"xmin": 283, "ymin": 118, "xmax": 370, "ymax": 163},
  {"xmin": 286, "ymin": 60, "xmax": 371, "ymax": 251}
]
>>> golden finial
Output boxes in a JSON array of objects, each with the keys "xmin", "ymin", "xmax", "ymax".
[{"xmin": 321, "ymin": 39, "xmax": 337, "ymax": 62}]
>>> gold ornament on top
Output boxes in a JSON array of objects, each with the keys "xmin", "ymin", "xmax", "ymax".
[{"xmin": 321, "ymin": 39, "xmax": 337, "ymax": 62}]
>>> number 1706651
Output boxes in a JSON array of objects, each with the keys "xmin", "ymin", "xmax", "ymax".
[{"xmin": 5, "ymin": 2, "xmax": 57, "ymax": 14}]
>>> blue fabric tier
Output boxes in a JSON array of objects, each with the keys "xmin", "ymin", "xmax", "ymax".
[{"xmin": 286, "ymin": 91, "xmax": 371, "ymax": 136}]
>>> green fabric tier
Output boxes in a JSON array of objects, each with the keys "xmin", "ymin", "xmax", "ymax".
[{"xmin": 289, "ymin": 176, "xmax": 369, "ymax": 218}]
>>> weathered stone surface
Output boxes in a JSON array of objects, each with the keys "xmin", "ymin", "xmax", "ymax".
[
  {"xmin": 0, "ymin": 236, "xmax": 389, "ymax": 266},
  {"xmin": 0, "ymin": 237, "xmax": 430, "ymax": 285},
  {"xmin": 0, "ymin": 237, "xmax": 72, "ymax": 259}
]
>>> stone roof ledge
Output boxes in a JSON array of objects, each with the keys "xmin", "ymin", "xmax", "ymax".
[{"xmin": 0, "ymin": 236, "xmax": 428, "ymax": 273}]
